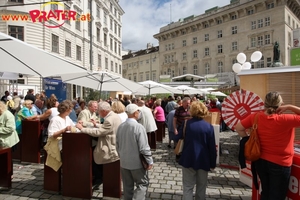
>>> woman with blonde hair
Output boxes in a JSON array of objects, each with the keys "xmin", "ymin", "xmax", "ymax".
[
  {"xmin": 235, "ymin": 91, "xmax": 300, "ymax": 200},
  {"xmin": 178, "ymin": 101, "xmax": 216, "ymax": 200},
  {"xmin": 0, "ymin": 101, "xmax": 19, "ymax": 148},
  {"xmin": 111, "ymin": 100, "xmax": 127, "ymax": 123},
  {"xmin": 15, "ymin": 100, "xmax": 35, "ymax": 134}
]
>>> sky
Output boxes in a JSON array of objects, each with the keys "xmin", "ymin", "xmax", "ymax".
[{"xmin": 119, "ymin": 0, "xmax": 230, "ymax": 52}]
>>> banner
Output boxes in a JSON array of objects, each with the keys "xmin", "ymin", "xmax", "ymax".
[{"xmin": 44, "ymin": 78, "xmax": 66, "ymax": 102}]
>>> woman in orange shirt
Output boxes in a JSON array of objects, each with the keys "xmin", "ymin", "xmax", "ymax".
[{"xmin": 235, "ymin": 91, "xmax": 300, "ymax": 200}]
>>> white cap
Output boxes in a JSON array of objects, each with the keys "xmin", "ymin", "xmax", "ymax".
[
  {"xmin": 125, "ymin": 104, "xmax": 139, "ymax": 115},
  {"xmin": 7, "ymin": 96, "xmax": 12, "ymax": 100}
]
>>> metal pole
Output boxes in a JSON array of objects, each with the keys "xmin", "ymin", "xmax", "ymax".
[
  {"xmin": 150, "ymin": 53, "xmax": 152, "ymax": 80},
  {"xmin": 89, "ymin": 0, "xmax": 93, "ymax": 71}
]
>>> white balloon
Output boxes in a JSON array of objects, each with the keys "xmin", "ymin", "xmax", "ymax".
[
  {"xmin": 232, "ymin": 63, "xmax": 242, "ymax": 73},
  {"xmin": 237, "ymin": 53, "xmax": 247, "ymax": 64},
  {"xmin": 251, "ymin": 51, "xmax": 262, "ymax": 62},
  {"xmin": 242, "ymin": 62, "xmax": 251, "ymax": 70}
]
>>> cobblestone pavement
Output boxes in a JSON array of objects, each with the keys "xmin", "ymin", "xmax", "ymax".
[{"xmin": 0, "ymin": 130, "xmax": 252, "ymax": 200}]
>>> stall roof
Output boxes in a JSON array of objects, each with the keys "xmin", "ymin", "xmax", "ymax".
[{"xmin": 238, "ymin": 66, "xmax": 300, "ymax": 76}]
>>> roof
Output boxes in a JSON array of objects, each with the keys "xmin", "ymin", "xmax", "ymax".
[
  {"xmin": 122, "ymin": 46, "xmax": 159, "ymax": 60},
  {"xmin": 238, "ymin": 66, "xmax": 300, "ymax": 76}
]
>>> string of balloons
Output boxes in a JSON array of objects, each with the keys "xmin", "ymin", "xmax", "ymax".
[{"xmin": 232, "ymin": 51, "xmax": 263, "ymax": 73}]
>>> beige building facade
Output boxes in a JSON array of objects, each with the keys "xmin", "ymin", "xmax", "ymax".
[
  {"xmin": 0, "ymin": 0, "xmax": 124, "ymax": 99},
  {"xmin": 122, "ymin": 44, "xmax": 160, "ymax": 82},
  {"xmin": 149, "ymin": 0, "xmax": 300, "ymax": 85}
]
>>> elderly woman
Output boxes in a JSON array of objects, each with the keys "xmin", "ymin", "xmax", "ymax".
[
  {"xmin": 15, "ymin": 100, "xmax": 34, "ymax": 134},
  {"xmin": 235, "ymin": 91, "xmax": 300, "ymax": 200},
  {"xmin": 0, "ymin": 101, "xmax": 19, "ymax": 148},
  {"xmin": 153, "ymin": 99, "xmax": 166, "ymax": 142},
  {"xmin": 47, "ymin": 100, "xmax": 74, "ymax": 150},
  {"xmin": 111, "ymin": 100, "xmax": 127, "ymax": 123},
  {"xmin": 178, "ymin": 101, "xmax": 216, "ymax": 200}
]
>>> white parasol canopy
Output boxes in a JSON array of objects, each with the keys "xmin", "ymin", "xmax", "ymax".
[
  {"xmin": 135, "ymin": 80, "xmax": 180, "ymax": 95},
  {"xmin": 61, "ymin": 70, "xmax": 144, "ymax": 93},
  {"xmin": 0, "ymin": 32, "xmax": 87, "ymax": 77}
]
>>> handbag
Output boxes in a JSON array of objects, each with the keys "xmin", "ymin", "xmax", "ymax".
[
  {"xmin": 244, "ymin": 113, "xmax": 260, "ymax": 161},
  {"xmin": 174, "ymin": 120, "xmax": 187, "ymax": 155},
  {"xmin": 140, "ymin": 154, "xmax": 149, "ymax": 170}
]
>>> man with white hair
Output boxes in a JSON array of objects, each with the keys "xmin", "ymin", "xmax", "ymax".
[
  {"xmin": 76, "ymin": 101, "xmax": 121, "ymax": 189},
  {"xmin": 78, "ymin": 100, "xmax": 99, "ymax": 127},
  {"xmin": 137, "ymin": 100, "xmax": 157, "ymax": 149},
  {"xmin": 116, "ymin": 103, "xmax": 153, "ymax": 200}
]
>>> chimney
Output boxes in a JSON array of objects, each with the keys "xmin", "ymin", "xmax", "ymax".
[{"xmin": 147, "ymin": 43, "xmax": 152, "ymax": 49}]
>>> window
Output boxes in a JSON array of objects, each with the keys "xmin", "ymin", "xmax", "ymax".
[
  {"xmin": 114, "ymin": 22, "xmax": 117, "ymax": 34},
  {"xmin": 104, "ymin": 13, "xmax": 107, "ymax": 25},
  {"xmin": 87, "ymin": 0, "xmax": 91, "ymax": 9},
  {"xmin": 111, "ymin": 61, "xmax": 114, "ymax": 71},
  {"xmin": 217, "ymin": 45, "xmax": 223, "ymax": 53},
  {"xmin": 232, "ymin": 26, "xmax": 237, "ymax": 34},
  {"xmin": 167, "ymin": 68, "xmax": 171, "ymax": 76},
  {"xmin": 265, "ymin": 34, "xmax": 270, "ymax": 45},
  {"xmin": 183, "ymin": 40, "xmax": 186, "ymax": 47},
  {"xmin": 8, "ymin": 25, "xmax": 24, "ymax": 41},
  {"xmin": 258, "ymin": 36, "xmax": 263, "ymax": 46},
  {"xmin": 251, "ymin": 37, "xmax": 256, "ymax": 47},
  {"xmin": 204, "ymin": 47, "xmax": 209, "ymax": 56},
  {"xmin": 267, "ymin": 3, "xmax": 274, "ymax": 9},
  {"xmin": 182, "ymin": 52, "xmax": 187, "ymax": 60},
  {"xmin": 267, "ymin": 57, "xmax": 272, "ymax": 67},
  {"xmin": 193, "ymin": 37, "xmax": 197, "ymax": 44},
  {"xmin": 115, "ymin": 63, "xmax": 118, "ymax": 73},
  {"xmin": 204, "ymin": 34, "xmax": 209, "ymax": 41},
  {"xmin": 104, "ymin": 33, "xmax": 107, "ymax": 46},
  {"xmin": 96, "ymin": 28, "xmax": 100, "ymax": 42},
  {"xmin": 110, "ymin": 19, "xmax": 113, "ymax": 31},
  {"xmin": 65, "ymin": 40, "xmax": 71, "ymax": 57},
  {"xmin": 165, "ymin": 45, "xmax": 168, "ymax": 51},
  {"xmin": 118, "ymin": 26, "xmax": 121, "ymax": 37},
  {"xmin": 193, "ymin": 65, "xmax": 198, "ymax": 75},
  {"xmin": 119, "ymin": 65, "xmax": 121, "ymax": 75},
  {"xmin": 64, "ymin": 4, "xmax": 70, "ymax": 25},
  {"xmin": 139, "ymin": 73, "xmax": 143, "ymax": 81},
  {"xmin": 172, "ymin": 43, "xmax": 175, "ymax": 49},
  {"xmin": 9, "ymin": 0, "xmax": 23, "ymax": 2},
  {"xmin": 181, "ymin": 30, "xmax": 186, "ymax": 34},
  {"xmin": 247, "ymin": 9, "xmax": 254, "ymax": 15},
  {"xmin": 232, "ymin": 41, "xmax": 237, "ymax": 51},
  {"xmin": 75, "ymin": 9, "xmax": 81, "ymax": 31},
  {"xmin": 51, "ymin": 34, "xmax": 59, "ymax": 53},
  {"xmin": 258, "ymin": 19, "xmax": 263, "ymax": 28},
  {"xmin": 98, "ymin": 54, "xmax": 101, "ymax": 68},
  {"xmin": 205, "ymin": 63, "xmax": 210, "ymax": 74},
  {"xmin": 204, "ymin": 23, "xmax": 209, "ymax": 28},
  {"xmin": 96, "ymin": 5, "xmax": 100, "ymax": 18},
  {"xmin": 76, "ymin": 45, "xmax": 81, "ymax": 61},
  {"xmin": 193, "ymin": 50, "xmax": 198, "ymax": 58},
  {"xmin": 105, "ymin": 58, "xmax": 108, "ymax": 69},
  {"xmin": 110, "ymin": 38, "xmax": 113, "ymax": 51},
  {"xmin": 217, "ymin": 19, "xmax": 222, "ymax": 24},
  {"xmin": 218, "ymin": 61, "xmax": 223, "ymax": 73},
  {"xmin": 183, "ymin": 67, "xmax": 187, "ymax": 74},
  {"xmin": 217, "ymin": 30, "xmax": 222, "ymax": 38},
  {"xmin": 133, "ymin": 75, "xmax": 137, "ymax": 82},
  {"xmin": 146, "ymin": 73, "xmax": 149, "ymax": 80},
  {"xmin": 251, "ymin": 21, "xmax": 256, "ymax": 30},
  {"xmin": 288, "ymin": 15, "xmax": 291, "ymax": 26},
  {"xmin": 257, "ymin": 56, "xmax": 264, "ymax": 68},
  {"xmin": 114, "ymin": 42, "xmax": 117, "ymax": 53},
  {"xmin": 231, "ymin": 14, "xmax": 237, "ymax": 20},
  {"xmin": 265, "ymin": 17, "xmax": 270, "ymax": 26},
  {"xmin": 152, "ymin": 73, "xmax": 156, "ymax": 81},
  {"xmin": 51, "ymin": 0, "xmax": 58, "ymax": 11}
]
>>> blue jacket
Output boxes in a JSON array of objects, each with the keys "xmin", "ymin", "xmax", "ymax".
[{"xmin": 179, "ymin": 118, "xmax": 217, "ymax": 171}]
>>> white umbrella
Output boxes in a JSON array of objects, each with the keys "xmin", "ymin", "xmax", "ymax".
[
  {"xmin": 174, "ymin": 85, "xmax": 203, "ymax": 95},
  {"xmin": 61, "ymin": 70, "xmax": 143, "ymax": 93},
  {"xmin": 210, "ymin": 91, "xmax": 227, "ymax": 97},
  {"xmin": 171, "ymin": 74, "xmax": 205, "ymax": 81},
  {"xmin": 135, "ymin": 80, "xmax": 180, "ymax": 95},
  {"xmin": 0, "ymin": 32, "xmax": 87, "ymax": 77}
]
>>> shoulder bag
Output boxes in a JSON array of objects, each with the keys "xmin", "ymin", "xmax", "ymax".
[
  {"xmin": 174, "ymin": 120, "xmax": 187, "ymax": 155},
  {"xmin": 244, "ymin": 113, "xmax": 260, "ymax": 161}
]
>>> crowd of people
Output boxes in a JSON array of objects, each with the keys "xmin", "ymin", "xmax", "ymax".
[{"xmin": 1, "ymin": 89, "xmax": 299, "ymax": 200}]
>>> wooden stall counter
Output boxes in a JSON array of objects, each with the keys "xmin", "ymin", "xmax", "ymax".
[{"xmin": 0, "ymin": 147, "xmax": 12, "ymax": 189}]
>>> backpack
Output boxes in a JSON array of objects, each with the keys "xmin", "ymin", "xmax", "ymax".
[{"xmin": 244, "ymin": 113, "xmax": 261, "ymax": 161}]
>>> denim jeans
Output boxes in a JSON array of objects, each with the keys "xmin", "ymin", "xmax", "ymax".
[{"xmin": 255, "ymin": 158, "xmax": 291, "ymax": 200}]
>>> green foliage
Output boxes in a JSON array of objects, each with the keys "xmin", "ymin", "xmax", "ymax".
[{"xmin": 85, "ymin": 89, "xmax": 110, "ymax": 101}]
